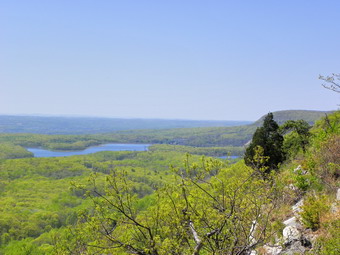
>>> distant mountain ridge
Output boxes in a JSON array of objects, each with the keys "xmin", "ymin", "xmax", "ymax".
[
  {"xmin": 0, "ymin": 110, "xmax": 335, "ymax": 154},
  {"xmin": 103, "ymin": 110, "xmax": 333, "ymax": 147},
  {"xmin": 0, "ymin": 115, "xmax": 251, "ymax": 135},
  {"xmin": 0, "ymin": 110, "xmax": 333, "ymax": 136},
  {"xmin": 253, "ymin": 110, "xmax": 333, "ymax": 126}
]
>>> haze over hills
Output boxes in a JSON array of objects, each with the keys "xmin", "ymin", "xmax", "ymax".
[
  {"xmin": 103, "ymin": 110, "xmax": 333, "ymax": 147},
  {"xmin": 0, "ymin": 115, "xmax": 251, "ymax": 134},
  {"xmin": 0, "ymin": 110, "xmax": 332, "ymax": 135},
  {"xmin": 0, "ymin": 110, "xmax": 334, "ymax": 154}
]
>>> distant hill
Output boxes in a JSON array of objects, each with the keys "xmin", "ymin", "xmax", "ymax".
[
  {"xmin": 253, "ymin": 110, "xmax": 333, "ymax": 126},
  {"xmin": 94, "ymin": 110, "xmax": 334, "ymax": 148},
  {"xmin": 0, "ymin": 110, "xmax": 335, "ymax": 151},
  {"xmin": 103, "ymin": 110, "xmax": 334, "ymax": 147},
  {"xmin": 0, "ymin": 115, "xmax": 251, "ymax": 134}
]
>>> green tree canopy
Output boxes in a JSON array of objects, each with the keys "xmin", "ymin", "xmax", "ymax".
[
  {"xmin": 280, "ymin": 119, "xmax": 311, "ymax": 156},
  {"xmin": 244, "ymin": 113, "xmax": 285, "ymax": 174},
  {"xmin": 57, "ymin": 157, "xmax": 278, "ymax": 255}
]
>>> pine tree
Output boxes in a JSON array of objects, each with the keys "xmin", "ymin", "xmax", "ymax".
[{"xmin": 244, "ymin": 113, "xmax": 285, "ymax": 173}]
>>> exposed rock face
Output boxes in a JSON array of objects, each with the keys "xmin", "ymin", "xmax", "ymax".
[
  {"xmin": 283, "ymin": 226, "xmax": 301, "ymax": 244},
  {"xmin": 292, "ymin": 199, "xmax": 304, "ymax": 215},
  {"xmin": 262, "ymin": 245, "xmax": 283, "ymax": 255},
  {"xmin": 281, "ymin": 240, "xmax": 308, "ymax": 255},
  {"xmin": 255, "ymin": 173, "xmax": 339, "ymax": 254},
  {"xmin": 282, "ymin": 199, "xmax": 304, "ymax": 245},
  {"xmin": 259, "ymin": 199, "xmax": 311, "ymax": 254},
  {"xmin": 283, "ymin": 217, "xmax": 301, "ymax": 228},
  {"xmin": 278, "ymin": 199, "xmax": 312, "ymax": 254}
]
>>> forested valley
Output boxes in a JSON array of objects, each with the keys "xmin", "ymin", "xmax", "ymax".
[
  {"xmin": 0, "ymin": 110, "xmax": 331, "ymax": 160},
  {"xmin": 0, "ymin": 110, "xmax": 339, "ymax": 254}
]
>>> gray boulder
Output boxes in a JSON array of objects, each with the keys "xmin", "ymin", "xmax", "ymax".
[{"xmin": 283, "ymin": 226, "xmax": 301, "ymax": 244}]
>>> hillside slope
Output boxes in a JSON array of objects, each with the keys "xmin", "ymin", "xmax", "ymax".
[
  {"xmin": 253, "ymin": 110, "xmax": 333, "ymax": 126},
  {"xmin": 102, "ymin": 110, "xmax": 333, "ymax": 147}
]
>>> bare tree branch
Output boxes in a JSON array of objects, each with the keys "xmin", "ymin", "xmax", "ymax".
[{"xmin": 319, "ymin": 73, "xmax": 340, "ymax": 93}]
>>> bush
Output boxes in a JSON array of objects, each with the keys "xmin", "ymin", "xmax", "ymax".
[
  {"xmin": 314, "ymin": 218, "xmax": 340, "ymax": 255},
  {"xmin": 301, "ymin": 112, "xmax": 340, "ymax": 192},
  {"xmin": 319, "ymin": 135, "xmax": 340, "ymax": 179},
  {"xmin": 292, "ymin": 168, "xmax": 320, "ymax": 193},
  {"xmin": 300, "ymin": 194, "xmax": 329, "ymax": 230}
]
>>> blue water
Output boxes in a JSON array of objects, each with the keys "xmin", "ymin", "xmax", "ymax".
[
  {"xmin": 27, "ymin": 143, "xmax": 150, "ymax": 158},
  {"xmin": 218, "ymin": 156, "xmax": 240, "ymax": 159}
]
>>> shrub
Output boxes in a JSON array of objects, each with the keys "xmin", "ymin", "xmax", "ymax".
[
  {"xmin": 315, "ymin": 218, "xmax": 340, "ymax": 255},
  {"xmin": 300, "ymin": 194, "xmax": 329, "ymax": 230}
]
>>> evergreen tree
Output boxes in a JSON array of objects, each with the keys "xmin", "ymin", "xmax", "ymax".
[{"xmin": 244, "ymin": 113, "xmax": 285, "ymax": 172}]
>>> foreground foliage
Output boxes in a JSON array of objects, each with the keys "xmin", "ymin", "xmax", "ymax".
[{"xmin": 57, "ymin": 158, "xmax": 279, "ymax": 255}]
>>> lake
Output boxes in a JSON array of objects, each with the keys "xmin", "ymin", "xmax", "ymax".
[
  {"xmin": 218, "ymin": 156, "xmax": 240, "ymax": 159},
  {"xmin": 27, "ymin": 143, "xmax": 150, "ymax": 158}
]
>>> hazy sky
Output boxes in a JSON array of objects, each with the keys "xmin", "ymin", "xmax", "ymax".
[{"xmin": 1, "ymin": 1, "xmax": 339, "ymax": 121}]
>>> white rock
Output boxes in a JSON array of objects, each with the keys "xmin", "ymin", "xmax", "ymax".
[
  {"xmin": 283, "ymin": 226, "xmax": 301, "ymax": 244},
  {"xmin": 263, "ymin": 245, "xmax": 283, "ymax": 255},
  {"xmin": 248, "ymin": 220, "xmax": 258, "ymax": 246},
  {"xmin": 288, "ymin": 184, "xmax": 298, "ymax": 191},
  {"xmin": 331, "ymin": 203, "xmax": 338, "ymax": 213},
  {"xmin": 293, "ymin": 165, "xmax": 301, "ymax": 172},
  {"xmin": 302, "ymin": 170, "xmax": 308, "ymax": 175},
  {"xmin": 282, "ymin": 241, "xmax": 306, "ymax": 254},
  {"xmin": 337, "ymin": 188, "xmax": 340, "ymax": 201},
  {"xmin": 283, "ymin": 217, "xmax": 300, "ymax": 228},
  {"xmin": 293, "ymin": 165, "xmax": 308, "ymax": 175},
  {"xmin": 292, "ymin": 199, "xmax": 304, "ymax": 214}
]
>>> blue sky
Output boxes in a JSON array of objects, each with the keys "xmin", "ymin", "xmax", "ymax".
[{"xmin": 1, "ymin": 0, "xmax": 339, "ymax": 121}]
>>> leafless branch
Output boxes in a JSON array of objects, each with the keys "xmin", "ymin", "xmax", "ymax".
[{"xmin": 319, "ymin": 73, "xmax": 340, "ymax": 93}]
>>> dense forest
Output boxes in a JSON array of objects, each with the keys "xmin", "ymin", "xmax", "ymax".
[
  {"xmin": 0, "ymin": 110, "xmax": 338, "ymax": 254},
  {"xmin": 0, "ymin": 110, "xmax": 330, "ymax": 160}
]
